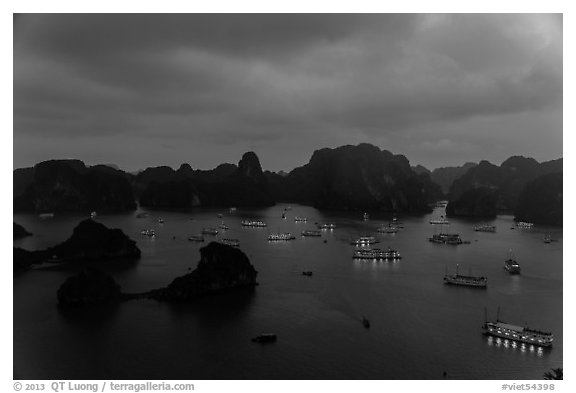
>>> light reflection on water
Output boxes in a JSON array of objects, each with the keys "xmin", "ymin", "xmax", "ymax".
[{"xmin": 487, "ymin": 336, "xmax": 545, "ymax": 357}]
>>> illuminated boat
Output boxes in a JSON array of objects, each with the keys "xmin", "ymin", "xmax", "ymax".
[
  {"xmin": 140, "ymin": 229, "xmax": 155, "ymax": 237},
  {"xmin": 482, "ymin": 308, "xmax": 553, "ymax": 347},
  {"xmin": 353, "ymin": 246, "xmax": 401, "ymax": 260},
  {"xmin": 504, "ymin": 250, "xmax": 521, "ymax": 274},
  {"xmin": 350, "ymin": 236, "xmax": 379, "ymax": 246},
  {"xmin": 473, "ymin": 224, "xmax": 496, "ymax": 232},
  {"xmin": 218, "ymin": 238, "xmax": 240, "ymax": 247},
  {"xmin": 241, "ymin": 220, "xmax": 267, "ymax": 227},
  {"xmin": 268, "ymin": 233, "xmax": 296, "ymax": 241},
  {"xmin": 201, "ymin": 228, "xmax": 219, "ymax": 235},
  {"xmin": 317, "ymin": 223, "xmax": 336, "ymax": 230},
  {"xmin": 294, "ymin": 216, "xmax": 308, "ymax": 222},
  {"xmin": 301, "ymin": 230, "xmax": 322, "ymax": 237}
]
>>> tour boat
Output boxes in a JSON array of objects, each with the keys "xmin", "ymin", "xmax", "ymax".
[
  {"xmin": 350, "ymin": 236, "xmax": 379, "ymax": 246},
  {"xmin": 429, "ymin": 233, "xmax": 468, "ymax": 245},
  {"xmin": 473, "ymin": 224, "xmax": 496, "ymax": 232},
  {"xmin": 140, "ymin": 229, "xmax": 155, "ymax": 237},
  {"xmin": 219, "ymin": 238, "xmax": 240, "ymax": 247},
  {"xmin": 504, "ymin": 250, "xmax": 521, "ymax": 274},
  {"xmin": 482, "ymin": 308, "xmax": 553, "ymax": 347},
  {"xmin": 353, "ymin": 246, "xmax": 402, "ymax": 260},
  {"xmin": 301, "ymin": 230, "xmax": 322, "ymax": 237},
  {"xmin": 241, "ymin": 220, "xmax": 267, "ymax": 227},
  {"xmin": 268, "ymin": 233, "xmax": 296, "ymax": 241},
  {"xmin": 317, "ymin": 223, "xmax": 336, "ymax": 230},
  {"xmin": 294, "ymin": 216, "xmax": 308, "ymax": 222},
  {"xmin": 443, "ymin": 264, "xmax": 487, "ymax": 288},
  {"xmin": 430, "ymin": 216, "xmax": 450, "ymax": 225}
]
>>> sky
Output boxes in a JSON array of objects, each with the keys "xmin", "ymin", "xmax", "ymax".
[{"xmin": 13, "ymin": 13, "xmax": 563, "ymax": 172}]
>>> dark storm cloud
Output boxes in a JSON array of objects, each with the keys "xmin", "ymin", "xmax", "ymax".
[{"xmin": 13, "ymin": 14, "xmax": 562, "ymax": 171}]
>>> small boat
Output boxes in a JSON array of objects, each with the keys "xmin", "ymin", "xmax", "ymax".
[
  {"xmin": 282, "ymin": 212, "xmax": 286, "ymax": 219},
  {"xmin": 351, "ymin": 236, "xmax": 379, "ymax": 246},
  {"xmin": 158, "ymin": 218, "xmax": 164, "ymax": 224},
  {"xmin": 474, "ymin": 224, "xmax": 496, "ymax": 232},
  {"xmin": 294, "ymin": 216, "xmax": 308, "ymax": 222},
  {"xmin": 544, "ymin": 234, "xmax": 552, "ymax": 243},
  {"xmin": 443, "ymin": 264, "xmax": 487, "ymax": 288},
  {"xmin": 435, "ymin": 200, "xmax": 448, "ymax": 208},
  {"xmin": 188, "ymin": 235, "xmax": 205, "ymax": 242},
  {"xmin": 38, "ymin": 213, "xmax": 55, "ymax": 219},
  {"xmin": 301, "ymin": 230, "xmax": 322, "ymax": 237},
  {"xmin": 136, "ymin": 212, "xmax": 149, "ymax": 218},
  {"xmin": 302, "ymin": 271, "xmax": 313, "ymax": 277},
  {"xmin": 140, "ymin": 229, "xmax": 155, "ymax": 237},
  {"xmin": 229, "ymin": 207, "xmax": 237, "ymax": 213},
  {"xmin": 363, "ymin": 212, "xmax": 370, "ymax": 221},
  {"xmin": 317, "ymin": 223, "xmax": 336, "ymax": 230},
  {"xmin": 504, "ymin": 250, "xmax": 521, "ymax": 274},
  {"xmin": 90, "ymin": 211, "xmax": 97, "ymax": 218},
  {"xmin": 482, "ymin": 308, "xmax": 553, "ymax": 347},
  {"xmin": 219, "ymin": 238, "xmax": 240, "ymax": 247},
  {"xmin": 201, "ymin": 228, "xmax": 219, "ymax": 235},
  {"xmin": 219, "ymin": 222, "xmax": 229, "ymax": 230},
  {"xmin": 362, "ymin": 317, "xmax": 370, "ymax": 329},
  {"xmin": 241, "ymin": 220, "xmax": 267, "ymax": 227},
  {"xmin": 268, "ymin": 233, "xmax": 296, "ymax": 241},
  {"xmin": 217, "ymin": 213, "xmax": 223, "ymax": 219},
  {"xmin": 251, "ymin": 333, "xmax": 277, "ymax": 343}
]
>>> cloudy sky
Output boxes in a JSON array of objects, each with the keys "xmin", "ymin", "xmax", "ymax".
[{"xmin": 13, "ymin": 14, "xmax": 562, "ymax": 172}]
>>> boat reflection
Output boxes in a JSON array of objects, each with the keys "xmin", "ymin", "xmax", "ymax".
[{"xmin": 486, "ymin": 336, "xmax": 545, "ymax": 357}]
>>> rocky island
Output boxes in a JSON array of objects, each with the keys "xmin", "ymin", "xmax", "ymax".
[
  {"xmin": 57, "ymin": 242, "xmax": 258, "ymax": 306},
  {"xmin": 13, "ymin": 222, "xmax": 32, "ymax": 239},
  {"xmin": 14, "ymin": 219, "xmax": 141, "ymax": 271}
]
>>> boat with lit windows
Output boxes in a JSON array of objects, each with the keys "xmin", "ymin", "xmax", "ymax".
[
  {"xmin": 350, "ymin": 236, "xmax": 379, "ymax": 246},
  {"xmin": 140, "ymin": 229, "xmax": 155, "ymax": 237},
  {"xmin": 268, "ymin": 233, "xmax": 296, "ymax": 241},
  {"xmin": 317, "ymin": 223, "xmax": 336, "ymax": 230},
  {"xmin": 504, "ymin": 250, "xmax": 521, "ymax": 274},
  {"xmin": 301, "ymin": 230, "xmax": 322, "ymax": 237},
  {"xmin": 430, "ymin": 216, "xmax": 450, "ymax": 225},
  {"xmin": 516, "ymin": 221, "xmax": 534, "ymax": 229},
  {"xmin": 482, "ymin": 308, "xmax": 553, "ymax": 347},
  {"xmin": 241, "ymin": 220, "xmax": 267, "ymax": 227},
  {"xmin": 443, "ymin": 264, "xmax": 487, "ymax": 288},
  {"xmin": 201, "ymin": 228, "xmax": 219, "ymax": 235},
  {"xmin": 473, "ymin": 224, "xmax": 496, "ymax": 232},
  {"xmin": 294, "ymin": 216, "xmax": 307, "ymax": 222},
  {"xmin": 377, "ymin": 223, "xmax": 399, "ymax": 234},
  {"xmin": 353, "ymin": 246, "xmax": 401, "ymax": 260},
  {"xmin": 219, "ymin": 238, "xmax": 240, "ymax": 247}
]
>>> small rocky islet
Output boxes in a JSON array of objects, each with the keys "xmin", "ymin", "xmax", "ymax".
[{"xmin": 57, "ymin": 242, "xmax": 258, "ymax": 307}]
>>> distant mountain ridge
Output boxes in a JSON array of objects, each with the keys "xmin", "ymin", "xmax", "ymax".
[
  {"xmin": 430, "ymin": 162, "xmax": 477, "ymax": 193},
  {"xmin": 446, "ymin": 156, "xmax": 562, "ymax": 223},
  {"xmin": 13, "ymin": 145, "xmax": 562, "ymax": 222}
]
